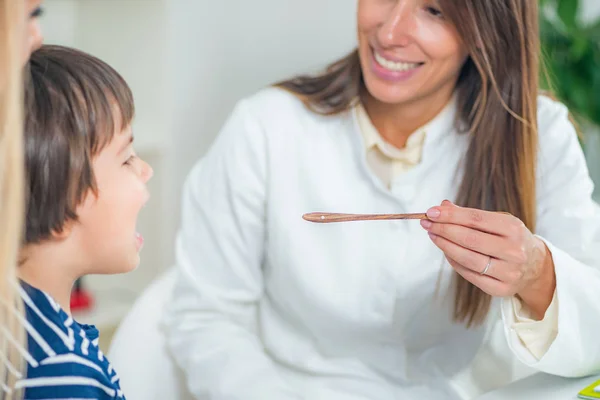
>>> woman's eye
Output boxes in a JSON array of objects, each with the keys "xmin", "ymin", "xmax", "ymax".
[
  {"xmin": 30, "ymin": 7, "xmax": 43, "ymax": 18},
  {"xmin": 425, "ymin": 6, "xmax": 442, "ymax": 18}
]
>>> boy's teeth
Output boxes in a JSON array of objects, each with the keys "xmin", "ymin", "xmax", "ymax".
[{"xmin": 374, "ymin": 52, "xmax": 420, "ymax": 72}]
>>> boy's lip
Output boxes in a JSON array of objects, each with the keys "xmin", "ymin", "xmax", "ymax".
[{"xmin": 135, "ymin": 232, "xmax": 144, "ymax": 251}]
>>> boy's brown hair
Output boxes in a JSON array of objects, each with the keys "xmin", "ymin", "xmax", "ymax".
[{"xmin": 23, "ymin": 45, "xmax": 135, "ymax": 244}]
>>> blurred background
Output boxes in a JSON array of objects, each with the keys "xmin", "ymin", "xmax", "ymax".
[{"xmin": 38, "ymin": 0, "xmax": 600, "ymax": 351}]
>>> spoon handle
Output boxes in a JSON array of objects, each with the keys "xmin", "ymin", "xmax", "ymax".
[{"xmin": 302, "ymin": 212, "xmax": 428, "ymax": 223}]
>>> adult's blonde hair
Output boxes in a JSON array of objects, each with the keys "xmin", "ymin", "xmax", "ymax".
[{"xmin": 0, "ymin": 0, "xmax": 26, "ymax": 396}]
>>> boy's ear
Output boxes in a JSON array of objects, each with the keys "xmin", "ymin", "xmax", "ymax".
[{"xmin": 51, "ymin": 221, "xmax": 73, "ymax": 241}]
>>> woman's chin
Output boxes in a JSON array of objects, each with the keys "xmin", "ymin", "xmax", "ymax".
[
  {"xmin": 364, "ymin": 83, "xmax": 414, "ymax": 105},
  {"xmin": 361, "ymin": 75, "xmax": 413, "ymax": 104}
]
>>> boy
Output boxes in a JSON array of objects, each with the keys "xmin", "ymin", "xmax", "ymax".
[{"xmin": 15, "ymin": 45, "xmax": 152, "ymax": 399}]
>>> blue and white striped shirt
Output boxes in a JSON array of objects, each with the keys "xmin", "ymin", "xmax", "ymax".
[{"xmin": 4, "ymin": 282, "xmax": 125, "ymax": 399}]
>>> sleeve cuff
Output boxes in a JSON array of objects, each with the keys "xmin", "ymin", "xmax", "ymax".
[{"xmin": 503, "ymin": 289, "xmax": 558, "ymax": 360}]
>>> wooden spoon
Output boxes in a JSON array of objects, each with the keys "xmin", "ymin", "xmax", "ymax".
[{"xmin": 302, "ymin": 212, "xmax": 428, "ymax": 223}]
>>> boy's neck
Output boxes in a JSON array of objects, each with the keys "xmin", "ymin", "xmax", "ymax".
[{"xmin": 19, "ymin": 242, "xmax": 83, "ymax": 315}]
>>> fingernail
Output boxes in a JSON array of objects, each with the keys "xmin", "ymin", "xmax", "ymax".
[
  {"xmin": 442, "ymin": 199, "xmax": 453, "ymax": 206},
  {"xmin": 428, "ymin": 232, "xmax": 438, "ymax": 240},
  {"xmin": 420, "ymin": 219, "xmax": 432, "ymax": 229},
  {"xmin": 427, "ymin": 208, "xmax": 441, "ymax": 219}
]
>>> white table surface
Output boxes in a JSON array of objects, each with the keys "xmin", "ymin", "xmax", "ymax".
[{"xmin": 479, "ymin": 372, "xmax": 599, "ymax": 399}]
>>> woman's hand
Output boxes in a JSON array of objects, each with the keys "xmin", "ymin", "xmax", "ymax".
[{"xmin": 420, "ymin": 200, "xmax": 556, "ymax": 319}]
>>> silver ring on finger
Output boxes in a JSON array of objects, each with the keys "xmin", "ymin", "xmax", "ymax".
[{"xmin": 480, "ymin": 256, "xmax": 492, "ymax": 276}]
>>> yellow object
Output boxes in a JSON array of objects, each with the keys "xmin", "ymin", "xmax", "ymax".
[{"xmin": 578, "ymin": 379, "xmax": 600, "ymax": 399}]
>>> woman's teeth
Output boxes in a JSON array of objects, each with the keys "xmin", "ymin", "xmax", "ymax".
[{"xmin": 374, "ymin": 52, "xmax": 421, "ymax": 72}]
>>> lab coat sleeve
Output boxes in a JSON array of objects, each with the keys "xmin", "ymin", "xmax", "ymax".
[
  {"xmin": 501, "ymin": 99, "xmax": 600, "ymax": 377},
  {"xmin": 162, "ymin": 99, "xmax": 302, "ymax": 399}
]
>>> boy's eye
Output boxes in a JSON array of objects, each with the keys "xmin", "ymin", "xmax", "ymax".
[{"xmin": 123, "ymin": 155, "xmax": 137, "ymax": 166}]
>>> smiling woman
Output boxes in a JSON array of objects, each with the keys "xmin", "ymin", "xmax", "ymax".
[
  {"xmin": 277, "ymin": 0, "xmax": 541, "ymax": 326},
  {"xmin": 357, "ymin": 0, "xmax": 468, "ymax": 130},
  {"xmin": 164, "ymin": 0, "xmax": 600, "ymax": 399}
]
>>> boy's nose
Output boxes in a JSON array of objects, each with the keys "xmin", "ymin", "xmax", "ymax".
[{"xmin": 141, "ymin": 160, "xmax": 154, "ymax": 183}]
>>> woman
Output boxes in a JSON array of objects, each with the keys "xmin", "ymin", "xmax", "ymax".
[
  {"xmin": 164, "ymin": 0, "xmax": 600, "ymax": 398},
  {"xmin": 0, "ymin": 0, "xmax": 43, "ymax": 397}
]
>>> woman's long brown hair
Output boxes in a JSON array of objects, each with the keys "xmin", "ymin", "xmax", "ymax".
[{"xmin": 276, "ymin": 0, "xmax": 539, "ymax": 327}]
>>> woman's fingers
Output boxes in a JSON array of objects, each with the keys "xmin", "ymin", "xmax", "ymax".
[
  {"xmin": 426, "ymin": 200, "xmax": 523, "ymax": 237},
  {"xmin": 420, "ymin": 219, "xmax": 516, "ymax": 262},
  {"xmin": 447, "ymin": 257, "xmax": 511, "ymax": 297},
  {"xmin": 426, "ymin": 231, "xmax": 513, "ymax": 282}
]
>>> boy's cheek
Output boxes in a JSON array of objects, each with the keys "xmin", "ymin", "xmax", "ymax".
[
  {"xmin": 90, "ymin": 180, "xmax": 148, "ymax": 227},
  {"xmin": 129, "ymin": 180, "xmax": 151, "ymax": 208}
]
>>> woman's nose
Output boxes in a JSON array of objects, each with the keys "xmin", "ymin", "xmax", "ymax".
[{"xmin": 377, "ymin": 0, "xmax": 416, "ymax": 48}]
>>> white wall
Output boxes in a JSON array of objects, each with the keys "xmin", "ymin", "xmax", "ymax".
[
  {"xmin": 581, "ymin": 0, "xmax": 600, "ymax": 24},
  {"xmin": 42, "ymin": 0, "xmax": 171, "ymax": 154},
  {"xmin": 163, "ymin": 0, "xmax": 358, "ymax": 262},
  {"xmin": 38, "ymin": 0, "xmax": 76, "ymax": 46}
]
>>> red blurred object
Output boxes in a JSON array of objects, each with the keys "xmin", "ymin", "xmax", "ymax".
[{"xmin": 70, "ymin": 278, "xmax": 94, "ymax": 312}]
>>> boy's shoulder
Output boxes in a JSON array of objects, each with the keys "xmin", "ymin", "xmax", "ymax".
[
  {"xmin": 20, "ymin": 281, "xmax": 84, "ymax": 358},
  {"xmin": 17, "ymin": 282, "xmax": 125, "ymax": 399}
]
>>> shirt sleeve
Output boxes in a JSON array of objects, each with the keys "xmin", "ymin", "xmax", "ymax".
[
  {"xmin": 505, "ymin": 291, "xmax": 558, "ymax": 360},
  {"xmin": 17, "ymin": 353, "xmax": 123, "ymax": 399}
]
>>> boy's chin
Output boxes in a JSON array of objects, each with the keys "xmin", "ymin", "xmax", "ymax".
[
  {"xmin": 93, "ymin": 254, "xmax": 140, "ymax": 275},
  {"xmin": 122, "ymin": 254, "xmax": 141, "ymax": 273}
]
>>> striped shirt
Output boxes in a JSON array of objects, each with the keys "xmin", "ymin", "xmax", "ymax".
[{"xmin": 2, "ymin": 281, "xmax": 125, "ymax": 399}]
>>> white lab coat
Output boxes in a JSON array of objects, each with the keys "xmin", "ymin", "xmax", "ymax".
[{"xmin": 162, "ymin": 88, "xmax": 600, "ymax": 400}]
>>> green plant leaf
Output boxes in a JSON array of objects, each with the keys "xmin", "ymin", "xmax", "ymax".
[
  {"xmin": 584, "ymin": 19, "xmax": 600, "ymax": 42},
  {"xmin": 539, "ymin": 0, "xmax": 600, "ymax": 155},
  {"xmin": 557, "ymin": 0, "xmax": 579, "ymax": 31},
  {"xmin": 569, "ymin": 35, "xmax": 588, "ymax": 60}
]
